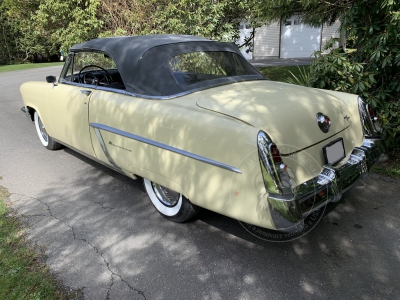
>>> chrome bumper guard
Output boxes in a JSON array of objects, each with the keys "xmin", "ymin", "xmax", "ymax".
[{"xmin": 268, "ymin": 138, "xmax": 386, "ymax": 232}]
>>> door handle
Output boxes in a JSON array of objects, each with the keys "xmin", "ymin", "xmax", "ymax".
[{"xmin": 80, "ymin": 90, "xmax": 92, "ymax": 96}]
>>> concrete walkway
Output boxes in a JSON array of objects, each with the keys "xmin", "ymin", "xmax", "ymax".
[{"xmin": 249, "ymin": 57, "xmax": 313, "ymax": 67}]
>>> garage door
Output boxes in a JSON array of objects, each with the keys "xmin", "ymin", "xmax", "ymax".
[{"xmin": 280, "ymin": 16, "xmax": 321, "ymax": 58}]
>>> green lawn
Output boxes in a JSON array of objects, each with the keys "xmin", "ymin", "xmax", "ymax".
[
  {"xmin": 0, "ymin": 186, "xmax": 66, "ymax": 300},
  {"xmin": 0, "ymin": 62, "xmax": 63, "ymax": 73},
  {"xmin": 257, "ymin": 65, "xmax": 309, "ymax": 82}
]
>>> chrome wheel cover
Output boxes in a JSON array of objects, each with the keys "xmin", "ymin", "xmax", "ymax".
[{"xmin": 152, "ymin": 183, "xmax": 180, "ymax": 207}]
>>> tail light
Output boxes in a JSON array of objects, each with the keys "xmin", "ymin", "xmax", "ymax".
[
  {"xmin": 367, "ymin": 104, "xmax": 378, "ymax": 122},
  {"xmin": 358, "ymin": 97, "xmax": 380, "ymax": 136},
  {"xmin": 258, "ymin": 131, "xmax": 291, "ymax": 195},
  {"xmin": 270, "ymin": 144, "xmax": 283, "ymax": 164}
]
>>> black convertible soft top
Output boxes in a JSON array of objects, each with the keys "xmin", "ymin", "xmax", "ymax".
[{"xmin": 70, "ymin": 35, "xmax": 264, "ymax": 97}]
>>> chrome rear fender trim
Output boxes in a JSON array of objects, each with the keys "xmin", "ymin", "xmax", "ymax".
[{"xmin": 90, "ymin": 123, "xmax": 242, "ymax": 174}]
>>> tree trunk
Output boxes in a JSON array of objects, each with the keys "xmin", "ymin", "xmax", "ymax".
[{"xmin": 339, "ymin": 27, "xmax": 346, "ymax": 51}]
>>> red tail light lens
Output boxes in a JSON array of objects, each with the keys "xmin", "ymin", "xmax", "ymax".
[
  {"xmin": 367, "ymin": 105, "xmax": 378, "ymax": 122},
  {"xmin": 270, "ymin": 144, "xmax": 282, "ymax": 164}
]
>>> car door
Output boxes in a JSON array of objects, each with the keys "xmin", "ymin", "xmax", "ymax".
[
  {"xmin": 47, "ymin": 83, "xmax": 95, "ymax": 156},
  {"xmin": 47, "ymin": 51, "xmax": 119, "ymax": 156}
]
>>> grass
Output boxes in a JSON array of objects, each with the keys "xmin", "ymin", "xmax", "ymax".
[
  {"xmin": 372, "ymin": 149, "xmax": 400, "ymax": 179},
  {"xmin": 257, "ymin": 65, "xmax": 309, "ymax": 82},
  {"xmin": 0, "ymin": 62, "xmax": 63, "ymax": 73},
  {"xmin": 0, "ymin": 186, "xmax": 67, "ymax": 300}
]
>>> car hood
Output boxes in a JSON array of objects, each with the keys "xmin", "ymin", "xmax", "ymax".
[{"xmin": 196, "ymin": 80, "xmax": 350, "ymax": 150}]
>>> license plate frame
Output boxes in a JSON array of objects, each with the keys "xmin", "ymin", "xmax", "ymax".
[{"xmin": 323, "ymin": 138, "xmax": 345, "ymax": 166}]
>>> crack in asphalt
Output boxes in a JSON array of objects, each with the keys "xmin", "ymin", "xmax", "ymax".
[
  {"xmin": 8, "ymin": 192, "xmax": 146, "ymax": 300},
  {"xmin": 94, "ymin": 201, "xmax": 115, "ymax": 210},
  {"xmin": 105, "ymin": 274, "xmax": 115, "ymax": 300},
  {"xmin": 71, "ymin": 227, "xmax": 146, "ymax": 300},
  {"xmin": 26, "ymin": 215, "xmax": 52, "ymax": 228}
]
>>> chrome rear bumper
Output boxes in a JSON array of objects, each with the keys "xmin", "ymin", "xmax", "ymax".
[{"xmin": 268, "ymin": 138, "xmax": 387, "ymax": 232}]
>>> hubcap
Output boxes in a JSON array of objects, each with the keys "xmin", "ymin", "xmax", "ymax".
[
  {"xmin": 38, "ymin": 117, "xmax": 48, "ymax": 142},
  {"xmin": 152, "ymin": 183, "xmax": 180, "ymax": 207}
]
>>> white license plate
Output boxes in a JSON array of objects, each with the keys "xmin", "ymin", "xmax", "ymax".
[{"xmin": 323, "ymin": 138, "xmax": 345, "ymax": 165}]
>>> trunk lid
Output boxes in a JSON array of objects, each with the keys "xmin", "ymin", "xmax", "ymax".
[{"xmin": 196, "ymin": 80, "xmax": 350, "ymax": 149}]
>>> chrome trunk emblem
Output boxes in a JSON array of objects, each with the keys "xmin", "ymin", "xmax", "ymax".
[{"xmin": 316, "ymin": 112, "xmax": 331, "ymax": 133}]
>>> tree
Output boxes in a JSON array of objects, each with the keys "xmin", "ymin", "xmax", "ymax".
[
  {"xmin": 0, "ymin": 0, "xmax": 48, "ymax": 64},
  {"xmin": 33, "ymin": 0, "xmax": 103, "ymax": 53},
  {"xmin": 255, "ymin": 0, "xmax": 347, "ymax": 26},
  {"xmin": 98, "ymin": 0, "xmax": 259, "ymax": 46},
  {"xmin": 1, "ymin": 0, "xmax": 260, "ymax": 64}
]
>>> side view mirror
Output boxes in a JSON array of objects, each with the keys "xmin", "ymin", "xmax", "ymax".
[{"xmin": 46, "ymin": 75, "xmax": 57, "ymax": 83}]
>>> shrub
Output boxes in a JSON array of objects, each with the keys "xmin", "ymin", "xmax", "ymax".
[
  {"xmin": 285, "ymin": 66, "xmax": 311, "ymax": 87},
  {"xmin": 309, "ymin": 37, "xmax": 399, "ymax": 150}
]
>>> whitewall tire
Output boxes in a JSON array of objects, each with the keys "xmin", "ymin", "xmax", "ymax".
[
  {"xmin": 34, "ymin": 111, "xmax": 62, "ymax": 150},
  {"xmin": 143, "ymin": 178, "xmax": 200, "ymax": 222}
]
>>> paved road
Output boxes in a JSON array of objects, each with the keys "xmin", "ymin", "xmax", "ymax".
[{"xmin": 0, "ymin": 67, "xmax": 399, "ymax": 300}]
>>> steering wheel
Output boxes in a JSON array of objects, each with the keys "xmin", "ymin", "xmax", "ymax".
[{"xmin": 78, "ymin": 65, "xmax": 112, "ymax": 85}]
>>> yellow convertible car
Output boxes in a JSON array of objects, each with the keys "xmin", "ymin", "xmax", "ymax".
[{"xmin": 20, "ymin": 35, "xmax": 386, "ymax": 233}]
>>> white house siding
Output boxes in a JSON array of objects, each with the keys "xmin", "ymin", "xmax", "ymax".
[
  {"xmin": 321, "ymin": 20, "xmax": 341, "ymax": 53},
  {"xmin": 253, "ymin": 22, "xmax": 280, "ymax": 59}
]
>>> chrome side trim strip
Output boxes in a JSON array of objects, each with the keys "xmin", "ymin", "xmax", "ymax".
[
  {"xmin": 90, "ymin": 123, "xmax": 242, "ymax": 174},
  {"xmin": 60, "ymin": 77, "xmax": 265, "ymax": 100},
  {"xmin": 92, "ymin": 127, "xmax": 124, "ymax": 172},
  {"xmin": 59, "ymin": 80, "xmax": 95, "ymax": 90}
]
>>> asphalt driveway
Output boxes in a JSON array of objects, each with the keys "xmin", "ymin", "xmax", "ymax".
[{"xmin": 0, "ymin": 66, "xmax": 399, "ymax": 300}]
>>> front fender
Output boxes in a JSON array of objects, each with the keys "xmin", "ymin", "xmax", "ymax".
[{"xmin": 20, "ymin": 81, "xmax": 55, "ymax": 137}]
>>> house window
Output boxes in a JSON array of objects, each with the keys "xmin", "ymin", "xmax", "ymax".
[
  {"xmin": 284, "ymin": 19, "xmax": 292, "ymax": 26},
  {"xmin": 294, "ymin": 18, "xmax": 301, "ymax": 25}
]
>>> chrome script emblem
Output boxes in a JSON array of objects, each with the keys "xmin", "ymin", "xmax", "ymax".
[{"xmin": 316, "ymin": 112, "xmax": 331, "ymax": 133}]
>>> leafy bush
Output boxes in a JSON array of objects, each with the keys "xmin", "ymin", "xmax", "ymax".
[
  {"xmin": 310, "ymin": 40, "xmax": 399, "ymax": 149},
  {"xmin": 309, "ymin": 40, "xmax": 373, "ymax": 97},
  {"xmin": 380, "ymin": 100, "xmax": 400, "ymax": 149},
  {"xmin": 285, "ymin": 66, "xmax": 311, "ymax": 87},
  {"xmin": 308, "ymin": 0, "xmax": 400, "ymax": 150}
]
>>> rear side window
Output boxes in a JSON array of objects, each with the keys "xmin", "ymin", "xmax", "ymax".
[{"xmin": 169, "ymin": 51, "xmax": 259, "ymax": 88}]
